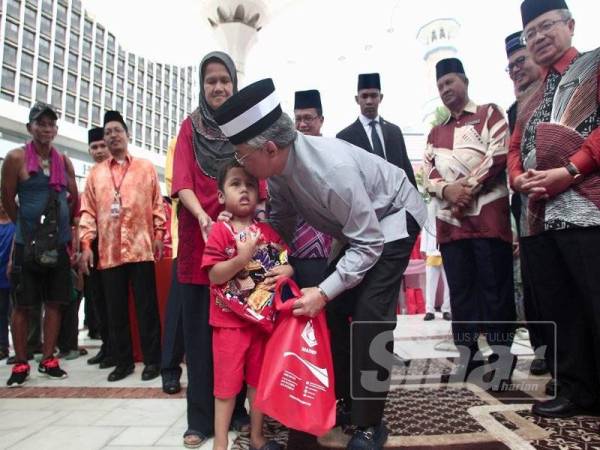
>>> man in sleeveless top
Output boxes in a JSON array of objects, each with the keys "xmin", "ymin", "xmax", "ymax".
[{"xmin": 1, "ymin": 102, "xmax": 78, "ymax": 387}]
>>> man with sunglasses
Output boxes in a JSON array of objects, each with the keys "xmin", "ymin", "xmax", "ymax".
[
  {"xmin": 337, "ymin": 73, "xmax": 416, "ymax": 187},
  {"xmin": 508, "ymin": 0, "xmax": 600, "ymax": 418}
]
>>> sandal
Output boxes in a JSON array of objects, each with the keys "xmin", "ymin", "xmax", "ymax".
[
  {"xmin": 183, "ymin": 430, "xmax": 209, "ymax": 449},
  {"xmin": 249, "ymin": 440, "xmax": 284, "ymax": 450},
  {"xmin": 230, "ymin": 414, "xmax": 251, "ymax": 432}
]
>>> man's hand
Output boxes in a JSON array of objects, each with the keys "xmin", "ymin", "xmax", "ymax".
[
  {"xmin": 292, "ymin": 287, "xmax": 327, "ymax": 318},
  {"xmin": 153, "ymin": 239, "xmax": 164, "ymax": 261},
  {"xmin": 235, "ymin": 229, "xmax": 262, "ymax": 261},
  {"xmin": 443, "ymin": 181, "xmax": 473, "ymax": 208},
  {"xmin": 262, "ymin": 264, "xmax": 294, "ymax": 291},
  {"xmin": 197, "ymin": 211, "xmax": 214, "ymax": 243},
  {"xmin": 521, "ymin": 168, "xmax": 573, "ymax": 199},
  {"xmin": 217, "ymin": 210, "xmax": 232, "ymax": 224},
  {"xmin": 80, "ymin": 248, "xmax": 94, "ymax": 275},
  {"xmin": 513, "ymin": 170, "xmax": 548, "ymax": 197}
]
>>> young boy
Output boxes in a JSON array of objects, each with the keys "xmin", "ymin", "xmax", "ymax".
[{"xmin": 202, "ymin": 160, "xmax": 292, "ymax": 450}]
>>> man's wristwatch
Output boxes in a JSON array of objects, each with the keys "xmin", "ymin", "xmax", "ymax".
[
  {"xmin": 565, "ymin": 162, "xmax": 582, "ymax": 182},
  {"xmin": 317, "ymin": 287, "xmax": 329, "ymax": 303}
]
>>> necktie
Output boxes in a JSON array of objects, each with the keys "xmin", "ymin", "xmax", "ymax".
[{"xmin": 369, "ymin": 120, "xmax": 385, "ymax": 159}]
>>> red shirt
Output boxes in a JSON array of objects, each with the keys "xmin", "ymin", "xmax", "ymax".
[
  {"xmin": 171, "ymin": 117, "xmax": 267, "ymax": 284},
  {"xmin": 508, "ymin": 47, "xmax": 600, "ymax": 184},
  {"xmin": 201, "ymin": 221, "xmax": 287, "ymax": 328}
]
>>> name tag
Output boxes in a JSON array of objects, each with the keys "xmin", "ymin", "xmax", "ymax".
[
  {"xmin": 463, "ymin": 119, "xmax": 480, "ymax": 126},
  {"xmin": 559, "ymin": 79, "xmax": 580, "ymax": 90}
]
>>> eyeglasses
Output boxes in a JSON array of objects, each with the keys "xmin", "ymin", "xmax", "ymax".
[
  {"xmin": 234, "ymin": 150, "xmax": 251, "ymax": 166},
  {"xmin": 104, "ymin": 127, "xmax": 126, "ymax": 136},
  {"xmin": 520, "ymin": 18, "xmax": 569, "ymax": 45},
  {"xmin": 505, "ymin": 55, "xmax": 527, "ymax": 73},
  {"xmin": 294, "ymin": 114, "xmax": 320, "ymax": 124}
]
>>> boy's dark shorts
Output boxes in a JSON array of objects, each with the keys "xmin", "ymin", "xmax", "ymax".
[{"xmin": 11, "ymin": 243, "xmax": 71, "ymax": 308}]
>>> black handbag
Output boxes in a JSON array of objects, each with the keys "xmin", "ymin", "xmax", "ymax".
[{"xmin": 20, "ymin": 190, "xmax": 60, "ymax": 270}]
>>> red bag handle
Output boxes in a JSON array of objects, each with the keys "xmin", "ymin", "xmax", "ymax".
[{"xmin": 273, "ymin": 277, "xmax": 303, "ymax": 312}]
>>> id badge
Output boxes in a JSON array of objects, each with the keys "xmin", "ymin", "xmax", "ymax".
[{"xmin": 110, "ymin": 200, "xmax": 121, "ymax": 218}]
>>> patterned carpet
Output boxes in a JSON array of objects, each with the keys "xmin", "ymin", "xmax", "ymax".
[{"xmin": 229, "ymin": 357, "xmax": 600, "ymax": 450}]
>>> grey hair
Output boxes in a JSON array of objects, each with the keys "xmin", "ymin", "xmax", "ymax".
[
  {"xmin": 246, "ymin": 112, "xmax": 297, "ymax": 149},
  {"xmin": 558, "ymin": 9, "xmax": 572, "ymax": 21}
]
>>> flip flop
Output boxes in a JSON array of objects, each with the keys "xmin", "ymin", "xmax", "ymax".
[{"xmin": 183, "ymin": 430, "xmax": 209, "ymax": 449}]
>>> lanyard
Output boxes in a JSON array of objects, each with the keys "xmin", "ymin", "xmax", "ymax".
[{"xmin": 110, "ymin": 159, "xmax": 131, "ymax": 200}]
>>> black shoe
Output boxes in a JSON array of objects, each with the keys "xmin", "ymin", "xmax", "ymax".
[
  {"xmin": 532, "ymin": 396, "xmax": 586, "ymax": 418},
  {"xmin": 485, "ymin": 353, "xmax": 517, "ymax": 392},
  {"xmin": 6, "ymin": 362, "xmax": 30, "ymax": 387},
  {"xmin": 529, "ymin": 358, "xmax": 550, "ymax": 376},
  {"xmin": 347, "ymin": 423, "xmax": 389, "ymax": 450},
  {"xmin": 141, "ymin": 364, "xmax": 160, "ymax": 381},
  {"xmin": 162, "ymin": 378, "xmax": 181, "ymax": 394},
  {"xmin": 107, "ymin": 364, "xmax": 135, "ymax": 382},
  {"xmin": 336, "ymin": 398, "xmax": 352, "ymax": 427},
  {"xmin": 423, "ymin": 312, "xmax": 435, "ymax": 321},
  {"xmin": 545, "ymin": 378, "xmax": 558, "ymax": 396},
  {"xmin": 87, "ymin": 350, "xmax": 105, "ymax": 365},
  {"xmin": 38, "ymin": 357, "xmax": 68, "ymax": 379},
  {"xmin": 87, "ymin": 330, "xmax": 101, "ymax": 340},
  {"xmin": 229, "ymin": 413, "xmax": 250, "ymax": 432},
  {"xmin": 442, "ymin": 312, "xmax": 452, "ymax": 321},
  {"xmin": 99, "ymin": 357, "xmax": 117, "ymax": 369}
]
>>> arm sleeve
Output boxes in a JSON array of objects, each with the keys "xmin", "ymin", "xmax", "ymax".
[
  {"xmin": 318, "ymin": 165, "xmax": 385, "ymax": 300},
  {"xmin": 78, "ymin": 170, "xmax": 98, "ymax": 251},
  {"xmin": 422, "ymin": 128, "xmax": 448, "ymax": 198},
  {"xmin": 397, "ymin": 128, "xmax": 417, "ymax": 187},
  {"xmin": 266, "ymin": 179, "xmax": 298, "ymax": 244},
  {"xmin": 570, "ymin": 127, "xmax": 600, "ymax": 175},
  {"xmin": 151, "ymin": 166, "xmax": 166, "ymax": 240},
  {"xmin": 508, "ymin": 122, "xmax": 525, "ymax": 187},
  {"xmin": 164, "ymin": 138, "xmax": 177, "ymax": 198},
  {"xmin": 171, "ymin": 118, "xmax": 195, "ymax": 198}
]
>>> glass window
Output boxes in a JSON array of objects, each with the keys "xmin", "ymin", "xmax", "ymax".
[
  {"xmin": 52, "ymin": 66, "xmax": 64, "ymax": 86},
  {"xmin": 106, "ymin": 52, "xmax": 115, "ymax": 70},
  {"xmin": 154, "ymin": 130, "xmax": 160, "ymax": 145},
  {"xmin": 51, "ymin": 87, "xmax": 62, "ymax": 107},
  {"xmin": 72, "ymin": 0, "xmax": 81, "ymax": 12},
  {"xmin": 84, "ymin": 19, "xmax": 93, "ymax": 37},
  {"xmin": 42, "ymin": 0, "xmax": 53, "ymax": 15},
  {"xmin": 3, "ymin": 45, "xmax": 17, "ymax": 67},
  {"xmin": 116, "ymin": 95, "xmax": 124, "ymax": 112},
  {"xmin": 21, "ymin": 52, "xmax": 34, "ymax": 74},
  {"xmin": 117, "ymin": 58, "xmax": 125, "ymax": 76},
  {"xmin": 81, "ymin": 58, "xmax": 90, "ymax": 78},
  {"xmin": 56, "ymin": 24, "xmax": 66, "ymax": 45},
  {"xmin": 163, "ymin": 101, "xmax": 169, "ymax": 116},
  {"xmin": 80, "ymin": 79, "xmax": 89, "ymax": 97},
  {"xmin": 116, "ymin": 76, "xmax": 124, "ymax": 93},
  {"xmin": 5, "ymin": 21, "xmax": 20, "ymax": 43},
  {"xmin": 145, "ymin": 126, "xmax": 151, "ymax": 143},
  {"xmin": 126, "ymin": 100, "xmax": 134, "ymax": 115},
  {"xmin": 54, "ymin": 45, "xmax": 65, "ymax": 66},
  {"xmin": 18, "ymin": 97, "xmax": 31, "ymax": 107},
  {"xmin": 96, "ymin": 26, "xmax": 104, "ymax": 43},
  {"xmin": 104, "ymin": 90, "xmax": 113, "ymax": 107},
  {"xmin": 40, "ymin": 16, "xmax": 52, "ymax": 37},
  {"xmin": 92, "ymin": 104, "xmax": 101, "ymax": 124},
  {"xmin": 38, "ymin": 60, "xmax": 49, "ymax": 81},
  {"xmin": 127, "ymin": 82, "xmax": 134, "ymax": 99},
  {"xmin": 82, "ymin": 39, "xmax": 91, "ymax": 56},
  {"xmin": 136, "ymin": 104, "xmax": 142, "ymax": 118},
  {"xmin": 7, "ymin": 1, "xmax": 21, "ymax": 19},
  {"xmin": 137, "ymin": 87, "xmax": 143, "ymax": 103},
  {"xmin": 95, "ymin": 46, "xmax": 103, "ymax": 63},
  {"xmin": 20, "ymin": 76, "xmax": 32, "ymax": 98},
  {"xmin": 24, "ymin": 7, "xmax": 38, "ymax": 28},
  {"xmin": 135, "ymin": 122, "xmax": 142, "ymax": 139},
  {"xmin": 93, "ymin": 65, "xmax": 102, "ymax": 83},
  {"xmin": 36, "ymin": 82, "xmax": 48, "ymax": 102},
  {"xmin": 105, "ymin": 71, "xmax": 113, "ymax": 87},
  {"xmin": 67, "ymin": 73, "xmax": 77, "ymax": 92},
  {"xmin": 56, "ymin": 3, "xmax": 67, "ymax": 22},
  {"xmin": 71, "ymin": 12, "xmax": 81, "ymax": 32},
  {"xmin": 156, "ymin": 65, "xmax": 162, "ymax": 80},
  {"xmin": 155, "ymin": 80, "xmax": 162, "ymax": 94},
  {"xmin": 146, "ymin": 74, "xmax": 153, "ymax": 91},
  {"xmin": 137, "ymin": 68, "xmax": 144, "ymax": 83},
  {"xmin": 66, "ymin": 94, "xmax": 76, "ymax": 115},
  {"xmin": 163, "ymin": 117, "xmax": 168, "ymax": 129},
  {"xmin": 128, "ymin": 64, "xmax": 135, "ymax": 80},
  {"xmin": 79, "ymin": 99, "xmax": 88, "ymax": 119},
  {"xmin": 23, "ymin": 30, "xmax": 36, "ymax": 52},
  {"xmin": 68, "ymin": 52, "xmax": 78, "ymax": 72},
  {"xmin": 145, "ymin": 110, "xmax": 151, "ymax": 123},
  {"xmin": 146, "ymin": 93, "xmax": 152, "ymax": 106},
  {"xmin": 154, "ymin": 97, "xmax": 160, "ymax": 111},
  {"xmin": 93, "ymin": 84, "xmax": 101, "ymax": 103},
  {"xmin": 154, "ymin": 115, "xmax": 160, "ymax": 128},
  {"xmin": 69, "ymin": 32, "xmax": 79, "ymax": 51}
]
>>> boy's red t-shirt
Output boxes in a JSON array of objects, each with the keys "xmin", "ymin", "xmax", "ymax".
[{"xmin": 201, "ymin": 220, "xmax": 288, "ymax": 328}]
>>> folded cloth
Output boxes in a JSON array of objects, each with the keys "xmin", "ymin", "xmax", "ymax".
[{"xmin": 25, "ymin": 141, "xmax": 66, "ymax": 192}]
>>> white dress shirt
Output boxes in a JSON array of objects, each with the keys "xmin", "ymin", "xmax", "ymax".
[{"xmin": 359, "ymin": 114, "xmax": 386, "ymax": 159}]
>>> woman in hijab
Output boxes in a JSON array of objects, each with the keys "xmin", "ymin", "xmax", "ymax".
[{"xmin": 171, "ymin": 51, "xmax": 262, "ymax": 448}]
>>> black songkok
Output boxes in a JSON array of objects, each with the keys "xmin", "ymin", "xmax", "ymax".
[
  {"xmin": 357, "ymin": 73, "xmax": 381, "ymax": 91},
  {"xmin": 521, "ymin": 0, "xmax": 569, "ymax": 27},
  {"xmin": 435, "ymin": 58, "xmax": 465, "ymax": 81}
]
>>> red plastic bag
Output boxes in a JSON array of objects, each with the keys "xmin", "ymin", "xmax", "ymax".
[{"xmin": 255, "ymin": 278, "xmax": 336, "ymax": 437}]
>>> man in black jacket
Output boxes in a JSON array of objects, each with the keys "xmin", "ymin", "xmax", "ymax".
[{"xmin": 337, "ymin": 73, "xmax": 416, "ymax": 186}]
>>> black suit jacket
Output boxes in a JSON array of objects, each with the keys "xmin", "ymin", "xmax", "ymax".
[{"xmin": 336, "ymin": 117, "xmax": 416, "ymax": 187}]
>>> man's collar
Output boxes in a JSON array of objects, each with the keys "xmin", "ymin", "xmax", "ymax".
[
  {"xmin": 359, "ymin": 114, "xmax": 380, "ymax": 126},
  {"xmin": 445, "ymin": 100, "xmax": 477, "ymax": 124},
  {"xmin": 543, "ymin": 47, "xmax": 578, "ymax": 78},
  {"xmin": 108, "ymin": 151, "xmax": 132, "ymax": 165}
]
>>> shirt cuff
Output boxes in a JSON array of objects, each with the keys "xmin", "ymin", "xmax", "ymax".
[
  {"xmin": 433, "ymin": 181, "xmax": 449, "ymax": 199},
  {"xmin": 570, "ymin": 151, "xmax": 598, "ymax": 176},
  {"xmin": 81, "ymin": 240, "xmax": 92, "ymax": 251},
  {"xmin": 319, "ymin": 271, "xmax": 345, "ymax": 301}
]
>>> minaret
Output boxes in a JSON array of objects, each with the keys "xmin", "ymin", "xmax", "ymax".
[
  {"xmin": 416, "ymin": 18, "xmax": 461, "ymax": 129},
  {"xmin": 202, "ymin": 0, "xmax": 269, "ymax": 82}
]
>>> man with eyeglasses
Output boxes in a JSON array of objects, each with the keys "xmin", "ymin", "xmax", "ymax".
[
  {"xmin": 508, "ymin": 0, "xmax": 600, "ymax": 418},
  {"xmin": 290, "ymin": 89, "xmax": 333, "ymax": 289},
  {"xmin": 504, "ymin": 32, "xmax": 551, "ymax": 385},
  {"xmin": 79, "ymin": 110, "xmax": 165, "ymax": 383},
  {"xmin": 337, "ymin": 73, "xmax": 416, "ymax": 186}
]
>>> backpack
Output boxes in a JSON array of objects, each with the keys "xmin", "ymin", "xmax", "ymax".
[{"xmin": 21, "ymin": 189, "xmax": 60, "ymax": 270}]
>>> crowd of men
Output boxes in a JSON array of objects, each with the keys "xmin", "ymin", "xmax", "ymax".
[{"xmin": 0, "ymin": 0, "xmax": 599, "ymax": 448}]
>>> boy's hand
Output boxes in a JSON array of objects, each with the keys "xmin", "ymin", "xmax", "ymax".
[
  {"xmin": 235, "ymin": 229, "xmax": 262, "ymax": 261},
  {"xmin": 262, "ymin": 264, "xmax": 294, "ymax": 291}
]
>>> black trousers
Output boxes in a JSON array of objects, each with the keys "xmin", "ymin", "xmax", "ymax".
[
  {"xmin": 181, "ymin": 282, "xmax": 246, "ymax": 436},
  {"xmin": 519, "ymin": 236, "xmax": 550, "ymax": 362},
  {"xmin": 440, "ymin": 238, "xmax": 515, "ymax": 359},
  {"xmin": 100, "ymin": 262, "xmax": 161, "ymax": 367},
  {"xmin": 326, "ymin": 215, "xmax": 419, "ymax": 427},
  {"xmin": 161, "ymin": 259, "xmax": 185, "ymax": 379},
  {"xmin": 521, "ymin": 228, "xmax": 600, "ymax": 409},
  {"xmin": 85, "ymin": 264, "xmax": 111, "ymax": 357},
  {"xmin": 289, "ymin": 256, "xmax": 328, "ymax": 289},
  {"xmin": 58, "ymin": 297, "xmax": 80, "ymax": 352}
]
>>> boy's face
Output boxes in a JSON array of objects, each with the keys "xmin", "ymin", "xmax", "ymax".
[{"xmin": 218, "ymin": 167, "xmax": 259, "ymax": 218}]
